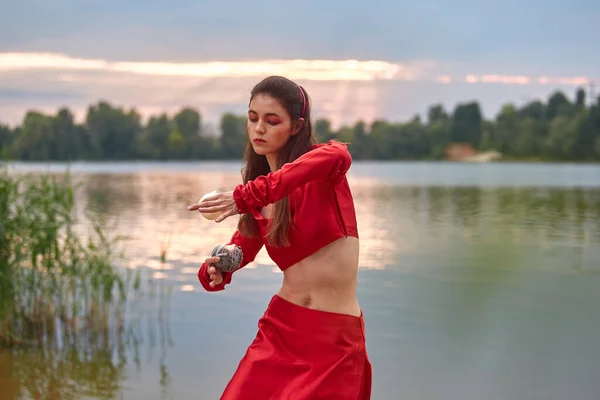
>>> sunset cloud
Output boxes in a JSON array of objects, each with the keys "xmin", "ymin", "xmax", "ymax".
[
  {"xmin": 1, "ymin": 52, "xmax": 595, "ymax": 86},
  {"xmin": 0, "ymin": 52, "xmax": 429, "ymax": 82},
  {"xmin": 0, "ymin": 52, "xmax": 596, "ymax": 129}
]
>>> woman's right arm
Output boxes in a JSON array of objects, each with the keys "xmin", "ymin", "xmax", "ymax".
[{"xmin": 197, "ymin": 230, "xmax": 264, "ymax": 292}]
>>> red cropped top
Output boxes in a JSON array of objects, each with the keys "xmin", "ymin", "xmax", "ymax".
[{"xmin": 197, "ymin": 140, "xmax": 359, "ymax": 292}]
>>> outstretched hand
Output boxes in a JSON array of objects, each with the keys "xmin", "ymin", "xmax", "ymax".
[{"xmin": 188, "ymin": 190, "xmax": 238, "ymax": 223}]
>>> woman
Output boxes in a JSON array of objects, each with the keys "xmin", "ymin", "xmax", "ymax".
[{"xmin": 188, "ymin": 76, "xmax": 371, "ymax": 399}]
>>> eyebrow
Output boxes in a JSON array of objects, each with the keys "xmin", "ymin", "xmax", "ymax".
[{"xmin": 248, "ymin": 109, "xmax": 280, "ymax": 118}]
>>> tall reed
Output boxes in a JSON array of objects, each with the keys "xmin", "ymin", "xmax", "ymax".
[{"xmin": 0, "ymin": 167, "xmax": 134, "ymax": 347}]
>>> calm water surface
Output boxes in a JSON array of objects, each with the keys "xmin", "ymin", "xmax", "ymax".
[{"xmin": 2, "ymin": 161, "xmax": 600, "ymax": 400}]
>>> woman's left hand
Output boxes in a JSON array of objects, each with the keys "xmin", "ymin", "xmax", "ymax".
[{"xmin": 187, "ymin": 191, "xmax": 239, "ymax": 223}]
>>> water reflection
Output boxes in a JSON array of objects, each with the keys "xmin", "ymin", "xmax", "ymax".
[
  {"xmin": 0, "ymin": 291, "xmax": 173, "ymax": 400},
  {"xmin": 3, "ymin": 336, "xmax": 128, "ymax": 399},
  {"xmin": 68, "ymin": 171, "xmax": 600, "ymax": 280},
  {"xmin": 4, "ymin": 164, "xmax": 600, "ymax": 399}
]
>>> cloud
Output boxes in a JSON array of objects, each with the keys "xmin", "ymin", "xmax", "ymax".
[
  {"xmin": 0, "ymin": 52, "xmax": 432, "ymax": 82},
  {"xmin": 0, "ymin": 52, "xmax": 108, "ymax": 71},
  {"xmin": 2, "ymin": 52, "xmax": 595, "ymax": 85},
  {"xmin": 0, "ymin": 52, "xmax": 597, "ymax": 129}
]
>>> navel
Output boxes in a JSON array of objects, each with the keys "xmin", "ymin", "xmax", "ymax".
[{"xmin": 302, "ymin": 295, "xmax": 312, "ymax": 308}]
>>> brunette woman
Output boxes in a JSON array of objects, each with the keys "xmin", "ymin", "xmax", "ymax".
[{"xmin": 189, "ymin": 76, "xmax": 371, "ymax": 400}]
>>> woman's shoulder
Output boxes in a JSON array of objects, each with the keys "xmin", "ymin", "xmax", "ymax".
[
  {"xmin": 310, "ymin": 140, "xmax": 351, "ymax": 152},
  {"xmin": 305, "ymin": 140, "xmax": 352, "ymax": 166}
]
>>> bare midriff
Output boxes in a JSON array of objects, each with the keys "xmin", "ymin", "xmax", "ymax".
[
  {"xmin": 257, "ymin": 204, "xmax": 361, "ymax": 317},
  {"xmin": 277, "ymin": 236, "xmax": 361, "ymax": 317}
]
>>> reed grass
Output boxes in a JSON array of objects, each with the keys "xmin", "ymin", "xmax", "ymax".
[{"xmin": 0, "ymin": 167, "xmax": 136, "ymax": 347}]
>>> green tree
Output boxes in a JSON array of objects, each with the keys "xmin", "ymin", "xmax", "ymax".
[
  {"xmin": 139, "ymin": 114, "xmax": 171, "ymax": 159},
  {"xmin": 514, "ymin": 118, "xmax": 539, "ymax": 157},
  {"xmin": 547, "ymin": 91, "xmax": 573, "ymax": 120},
  {"xmin": 13, "ymin": 111, "xmax": 54, "ymax": 160},
  {"xmin": 575, "ymin": 88, "xmax": 586, "ymax": 109},
  {"xmin": 427, "ymin": 104, "xmax": 449, "ymax": 124},
  {"xmin": 173, "ymin": 107, "xmax": 201, "ymax": 139},
  {"xmin": 314, "ymin": 118, "xmax": 335, "ymax": 143},
  {"xmin": 52, "ymin": 108, "xmax": 88, "ymax": 160},
  {"xmin": 426, "ymin": 105, "xmax": 452, "ymax": 158},
  {"xmin": 86, "ymin": 102, "xmax": 141, "ymax": 159},
  {"xmin": 2, "ymin": 87, "xmax": 599, "ymax": 162},
  {"xmin": 547, "ymin": 116, "xmax": 575, "ymax": 159},
  {"xmin": 0, "ymin": 124, "xmax": 15, "ymax": 160},
  {"xmin": 450, "ymin": 102, "xmax": 483, "ymax": 147},
  {"xmin": 220, "ymin": 113, "xmax": 247, "ymax": 158},
  {"xmin": 493, "ymin": 104, "xmax": 519, "ymax": 154}
]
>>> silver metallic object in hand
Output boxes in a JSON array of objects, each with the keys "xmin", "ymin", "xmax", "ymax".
[{"xmin": 211, "ymin": 244, "xmax": 244, "ymax": 272}]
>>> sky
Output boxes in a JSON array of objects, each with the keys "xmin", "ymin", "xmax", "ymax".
[{"xmin": 1, "ymin": 0, "xmax": 599, "ymax": 128}]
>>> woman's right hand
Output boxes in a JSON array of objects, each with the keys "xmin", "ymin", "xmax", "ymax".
[{"xmin": 204, "ymin": 256, "xmax": 224, "ymax": 287}]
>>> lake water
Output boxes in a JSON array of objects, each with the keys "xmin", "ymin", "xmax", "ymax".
[{"xmin": 2, "ymin": 161, "xmax": 600, "ymax": 400}]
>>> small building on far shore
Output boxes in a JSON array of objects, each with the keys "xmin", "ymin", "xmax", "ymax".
[
  {"xmin": 445, "ymin": 143, "xmax": 502, "ymax": 162},
  {"xmin": 445, "ymin": 143, "xmax": 477, "ymax": 160}
]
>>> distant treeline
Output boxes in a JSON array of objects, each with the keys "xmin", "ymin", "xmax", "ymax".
[{"xmin": 1, "ymin": 88, "xmax": 599, "ymax": 162}]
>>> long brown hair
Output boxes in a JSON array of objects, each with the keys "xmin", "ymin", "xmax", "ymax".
[{"xmin": 238, "ymin": 76, "xmax": 317, "ymax": 247}]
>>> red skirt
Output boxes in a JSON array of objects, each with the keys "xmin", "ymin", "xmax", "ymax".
[{"xmin": 221, "ymin": 295, "xmax": 372, "ymax": 400}]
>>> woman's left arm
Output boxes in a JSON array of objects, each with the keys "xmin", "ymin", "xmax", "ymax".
[
  {"xmin": 188, "ymin": 140, "xmax": 351, "ymax": 220},
  {"xmin": 233, "ymin": 140, "xmax": 351, "ymax": 213}
]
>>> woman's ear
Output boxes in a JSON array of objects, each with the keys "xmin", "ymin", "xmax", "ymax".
[{"xmin": 291, "ymin": 118, "xmax": 304, "ymax": 136}]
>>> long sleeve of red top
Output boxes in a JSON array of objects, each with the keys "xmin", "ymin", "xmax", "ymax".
[
  {"xmin": 197, "ymin": 230, "xmax": 264, "ymax": 292},
  {"xmin": 233, "ymin": 140, "xmax": 352, "ymax": 213}
]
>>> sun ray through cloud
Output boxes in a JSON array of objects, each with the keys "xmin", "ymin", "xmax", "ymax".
[{"xmin": 0, "ymin": 52, "xmax": 596, "ymax": 128}]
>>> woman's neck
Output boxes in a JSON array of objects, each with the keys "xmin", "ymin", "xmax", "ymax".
[{"xmin": 266, "ymin": 153, "xmax": 278, "ymax": 172}]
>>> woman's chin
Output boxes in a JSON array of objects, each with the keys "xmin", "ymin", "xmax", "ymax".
[{"xmin": 252, "ymin": 146, "xmax": 270, "ymax": 156}]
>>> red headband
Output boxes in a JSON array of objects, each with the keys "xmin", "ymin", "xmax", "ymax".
[{"xmin": 297, "ymin": 84, "xmax": 306, "ymax": 118}]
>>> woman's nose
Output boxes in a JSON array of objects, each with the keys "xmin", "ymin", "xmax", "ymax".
[{"xmin": 255, "ymin": 122, "xmax": 266, "ymax": 134}]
